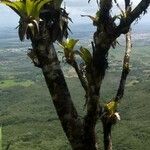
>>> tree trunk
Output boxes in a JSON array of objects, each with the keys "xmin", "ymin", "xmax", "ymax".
[
  {"xmin": 102, "ymin": 121, "xmax": 112, "ymax": 150},
  {"xmin": 31, "ymin": 39, "xmax": 85, "ymax": 149},
  {"xmin": 30, "ymin": 38, "xmax": 100, "ymax": 149},
  {"xmin": 83, "ymin": 94, "xmax": 99, "ymax": 150}
]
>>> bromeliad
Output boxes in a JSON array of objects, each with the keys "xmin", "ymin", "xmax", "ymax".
[
  {"xmin": 103, "ymin": 100, "xmax": 120, "ymax": 124},
  {"xmin": 1, "ymin": 0, "xmax": 50, "ymax": 41},
  {"xmin": 59, "ymin": 38, "xmax": 79, "ymax": 64}
]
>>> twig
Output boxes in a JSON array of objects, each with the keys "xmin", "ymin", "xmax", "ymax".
[
  {"xmin": 72, "ymin": 61, "xmax": 88, "ymax": 91},
  {"xmin": 114, "ymin": 0, "xmax": 125, "ymax": 16}
]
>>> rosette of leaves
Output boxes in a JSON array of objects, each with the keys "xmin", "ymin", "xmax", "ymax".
[
  {"xmin": 59, "ymin": 39, "xmax": 93, "ymax": 71},
  {"xmin": 104, "ymin": 100, "xmax": 120, "ymax": 124},
  {"xmin": 1, "ymin": 0, "xmax": 50, "ymax": 41},
  {"xmin": 59, "ymin": 38, "xmax": 79, "ymax": 64},
  {"xmin": 74, "ymin": 46, "xmax": 93, "ymax": 83}
]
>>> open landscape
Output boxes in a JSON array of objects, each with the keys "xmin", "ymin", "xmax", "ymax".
[{"xmin": 0, "ymin": 24, "xmax": 150, "ymax": 150}]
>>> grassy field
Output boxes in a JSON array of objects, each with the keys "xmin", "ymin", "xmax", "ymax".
[{"xmin": 0, "ymin": 44, "xmax": 150, "ymax": 149}]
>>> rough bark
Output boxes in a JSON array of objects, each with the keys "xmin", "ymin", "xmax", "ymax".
[
  {"xmin": 32, "ymin": 39, "xmax": 85, "ymax": 149},
  {"xmin": 83, "ymin": 88, "xmax": 100, "ymax": 150}
]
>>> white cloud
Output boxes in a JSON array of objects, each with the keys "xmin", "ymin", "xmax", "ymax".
[{"xmin": 0, "ymin": 0, "xmax": 149, "ymax": 27}]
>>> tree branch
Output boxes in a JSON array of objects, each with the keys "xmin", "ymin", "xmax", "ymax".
[
  {"xmin": 72, "ymin": 60, "xmax": 88, "ymax": 94},
  {"xmin": 100, "ymin": 0, "xmax": 112, "ymax": 23},
  {"xmin": 82, "ymin": 0, "xmax": 148, "ymax": 149},
  {"xmin": 93, "ymin": 0, "xmax": 150, "ymax": 79},
  {"xmin": 125, "ymin": 0, "xmax": 131, "ymax": 9},
  {"xmin": 82, "ymin": 1, "xmax": 114, "ymax": 147},
  {"xmin": 71, "ymin": 60, "xmax": 89, "ymax": 107},
  {"xmin": 117, "ymin": 0, "xmax": 150, "ymax": 34},
  {"xmin": 115, "ymin": 29, "xmax": 132, "ymax": 101},
  {"xmin": 101, "ymin": 29, "xmax": 132, "ymax": 150},
  {"xmin": 100, "ymin": 2, "xmax": 133, "ymax": 149}
]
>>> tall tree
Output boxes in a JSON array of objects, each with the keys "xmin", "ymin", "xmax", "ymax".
[{"xmin": 1, "ymin": 0, "xmax": 150, "ymax": 149}]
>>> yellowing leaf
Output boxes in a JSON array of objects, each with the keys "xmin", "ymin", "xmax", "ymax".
[
  {"xmin": 104, "ymin": 100, "xmax": 118, "ymax": 115},
  {"xmin": 64, "ymin": 38, "xmax": 79, "ymax": 50}
]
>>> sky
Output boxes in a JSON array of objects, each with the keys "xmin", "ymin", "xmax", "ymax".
[{"xmin": 0, "ymin": 0, "xmax": 149, "ymax": 28}]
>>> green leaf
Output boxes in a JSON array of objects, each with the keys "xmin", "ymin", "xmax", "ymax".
[
  {"xmin": 79, "ymin": 47, "xmax": 92, "ymax": 65},
  {"xmin": 26, "ymin": 0, "xmax": 34, "ymax": 17},
  {"xmin": 1, "ymin": 0, "xmax": 26, "ymax": 17},
  {"xmin": 62, "ymin": 38, "xmax": 79, "ymax": 50},
  {"xmin": 1, "ymin": 0, "xmax": 50, "ymax": 19}
]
